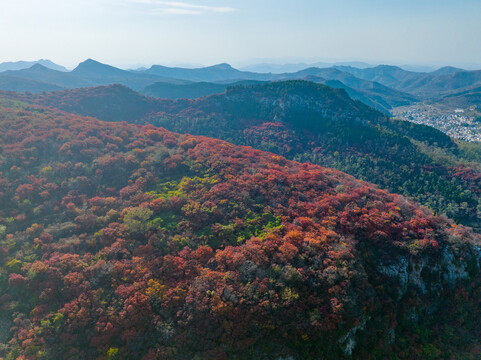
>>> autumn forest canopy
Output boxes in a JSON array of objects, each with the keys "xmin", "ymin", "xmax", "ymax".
[{"xmin": 0, "ymin": 78, "xmax": 481, "ymax": 359}]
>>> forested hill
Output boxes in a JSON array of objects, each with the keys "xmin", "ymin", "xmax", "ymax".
[
  {"xmin": 184, "ymin": 81, "xmax": 384, "ymax": 126},
  {"xmin": 6, "ymin": 81, "xmax": 479, "ymax": 231},
  {"xmin": 1, "ymin": 97, "xmax": 481, "ymax": 359},
  {"xmin": 1, "ymin": 85, "xmax": 167, "ymax": 122},
  {"xmin": 162, "ymin": 81, "xmax": 454, "ymax": 147},
  {"xmin": 153, "ymin": 82, "xmax": 481, "ymax": 231},
  {"xmin": 0, "ymin": 81, "xmax": 384, "ymax": 125}
]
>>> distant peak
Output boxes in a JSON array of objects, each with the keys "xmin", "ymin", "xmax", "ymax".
[
  {"xmin": 149, "ymin": 64, "xmax": 168, "ymax": 70},
  {"xmin": 72, "ymin": 59, "xmax": 125, "ymax": 76},
  {"xmin": 29, "ymin": 63, "xmax": 49, "ymax": 71},
  {"xmin": 302, "ymin": 66, "xmax": 322, "ymax": 71},
  {"xmin": 302, "ymin": 75, "xmax": 326, "ymax": 82},
  {"xmin": 375, "ymin": 64, "xmax": 404, "ymax": 71},
  {"xmin": 78, "ymin": 58, "xmax": 101, "ymax": 66},
  {"xmin": 32, "ymin": 59, "xmax": 67, "ymax": 72},
  {"xmin": 431, "ymin": 66, "xmax": 464, "ymax": 75},
  {"xmin": 210, "ymin": 63, "xmax": 234, "ymax": 70}
]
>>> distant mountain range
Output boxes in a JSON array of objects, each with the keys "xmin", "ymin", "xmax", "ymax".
[
  {"xmin": 1, "ymin": 58, "xmax": 481, "ymax": 114},
  {"xmin": 0, "ymin": 63, "xmax": 97, "ymax": 89},
  {"xmin": 0, "ymin": 59, "xmax": 67, "ymax": 72},
  {"xmin": 240, "ymin": 61, "xmax": 374, "ymax": 74},
  {"xmin": 335, "ymin": 65, "xmax": 481, "ymax": 99},
  {"xmin": 142, "ymin": 62, "xmax": 270, "ymax": 82}
]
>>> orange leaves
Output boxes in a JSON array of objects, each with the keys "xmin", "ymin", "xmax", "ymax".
[
  {"xmin": 284, "ymin": 230, "xmax": 304, "ymax": 246},
  {"xmin": 149, "ymin": 197, "xmax": 166, "ymax": 212},
  {"xmin": 241, "ymin": 237, "xmax": 269, "ymax": 266},
  {"xmin": 64, "ymin": 272, "xmax": 85, "ymax": 287},
  {"xmin": 144, "ymin": 129, "xmax": 164, "ymax": 141},
  {"xmin": 163, "ymin": 286, "xmax": 187, "ymax": 307},
  {"xmin": 271, "ymin": 155, "xmax": 285, "ymax": 164},
  {"xmin": 64, "ymin": 298, "xmax": 92, "ymax": 329},
  {"xmin": 163, "ymin": 154, "xmax": 184, "ymax": 169},
  {"xmin": 179, "ymin": 136, "xmax": 199, "ymax": 150},
  {"xmin": 276, "ymin": 242, "xmax": 299, "ymax": 263},
  {"xmin": 210, "ymin": 293, "xmax": 233, "ymax": 315},
  {"xmin": 163, "ymin": 134, "xmax": 178, "ymax": 148},
  {"xmin": 215, "ymin": 246, "xmax": 246, "ymax": 271},
  {"xmin": 192, "ymin": 245, "xmax": 214, "ymax": 264},
  {"xmin": 28, "ymin": 261, "xmax": 49, "ymax": 276}
]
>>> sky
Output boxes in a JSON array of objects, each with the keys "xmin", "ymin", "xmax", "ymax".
[{"xmin": 0, "ymin": 0, "xmax": 480, "ymax": 69}]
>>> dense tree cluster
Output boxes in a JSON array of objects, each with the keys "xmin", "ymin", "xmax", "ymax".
[
  {"xmin": 149, "ymin": 82, "xmax": 481, "ymax": 231},
  {"xmin": 0, "ymin": 98, "xmax": 481, "ymax": 359},
  {"xmin": 0, "ymin": 85, "xmax": 167, "ymax": 123},
  {"xmin": 3, "ymin": 82, "xmax": 480, "ymax": 231}
]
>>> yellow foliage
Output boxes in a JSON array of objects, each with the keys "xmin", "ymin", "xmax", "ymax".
[
  {"xmin": 41, "ymin": 165, "xmax": 53, "ymax": 175},
  {"xmin": 107, "ymin": 347, "xmax": 119, "ymax": 359},
  {"xmin": 281, "ymin": 287, "xmax": 299, "ymax": 301},
  {"xmin": 146, "ymin": 279, "xmax": 167, "ymax": 299},
  {"xmin": 6, "ymin": 258, "xmax": 22, "ymax": 273}
]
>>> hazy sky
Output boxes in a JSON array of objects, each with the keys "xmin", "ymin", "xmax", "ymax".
[{"xmin": 1, "ymin": 0, "xmax": 480, "ymax": 69}]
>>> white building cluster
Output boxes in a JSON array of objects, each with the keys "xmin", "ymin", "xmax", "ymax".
[{"xmin": 394, "ymin": 108, "xmax": 481, "ymax": 143}]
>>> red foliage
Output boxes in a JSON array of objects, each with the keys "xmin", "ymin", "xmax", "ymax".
[{"xmin": 0, "ymin": 99, "xmax": 480, "ymax": 359}]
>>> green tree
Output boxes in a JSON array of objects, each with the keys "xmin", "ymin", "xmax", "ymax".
[{"xmin": 123, "ymin": 207, "xmax": 153, "ymax": 237}]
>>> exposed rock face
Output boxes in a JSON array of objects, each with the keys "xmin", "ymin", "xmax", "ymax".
[
  {"xmin": 378, "ymin": 245, "xmax": 476, "ymax": 299},
  {"xmin": 378, "ymin": 256, "xmax": 409, "ymax": 296},
  {"xmin": 339, "ymin": 316, "xmax": 370, "ymax": 356},
  {"xmin": 442, "ymin": 249, "xmax": 470, "ymax": 285}
]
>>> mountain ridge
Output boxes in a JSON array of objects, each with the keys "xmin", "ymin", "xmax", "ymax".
[{"xmin": 1, "ymin": 59, "xmax": 480, "ymax": 114}]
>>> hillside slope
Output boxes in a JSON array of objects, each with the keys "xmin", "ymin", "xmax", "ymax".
[
  {"xmin": 4, "ymin": 82, "xmax": 481, "ymax": 231},
  {"xmin": 7, "ymin": 85, "xmax": 167, "ymax": 122},
  {"xmin": 434, "ymin": 86, "xmax": 481, "ymax": 109},
  {"xmin": 0, "ymin": 98, "xmax": 481, "ymax": 359},
  {"xmin": 148, "ymin": 83, "xmax": 481, "ymax": 231},
  {"xmin": 0, "ymin": 75, "xmax": 65, "ymax": 93}
]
